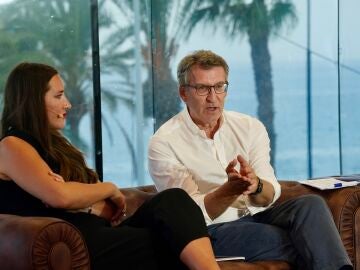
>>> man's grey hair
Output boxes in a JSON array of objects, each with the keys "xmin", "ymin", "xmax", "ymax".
[{"xmin": 177, "ymin": 50, "xmax": 229, "ymax": 86}]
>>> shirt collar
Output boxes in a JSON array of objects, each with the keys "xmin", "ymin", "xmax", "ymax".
[{"xmin": 181, "ymin": 107, "xmax": 225, "ymax": 138}]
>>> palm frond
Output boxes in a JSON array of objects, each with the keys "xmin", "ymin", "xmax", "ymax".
[
  {"xmin": 269, "ymin": 1, "xmax": 298, "ymax": 34},
  {"xmin": 184, "ymin": 4, "xmax": 222, "ymax": 39},
  {"xmin": 223, "ymin": 1, "xmax": 248, "ymax": 36}
]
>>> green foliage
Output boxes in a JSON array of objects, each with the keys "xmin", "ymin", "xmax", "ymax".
[
  {"xmin": 0, "ymin": 0, "xmax": 113, "ymax": 153},
  {"xmin": 0, "ymin": 0, "xmax": 299, "ymax": 174},
  {"xmin": 108, "ymin": 0, "xmax": 182, "ymax": 129}
]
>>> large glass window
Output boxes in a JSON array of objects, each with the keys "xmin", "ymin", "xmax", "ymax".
[
  {"xmin": 0, "ymin": 0, "xmax": 95, "ymax": 167},
  {"xmin": 1, "ymin": 0, "xmax": 359, "ymax": 187},
  {"xmin": 149, "ymin": 0, "xmax": 360, "ymax": 181},
  {"xmin": 99, "ymin": 0, "xmax": 153, "ymax": 187},
  {"xmin": 152, "ymin": 0, "xmax": 312, "ymax": 180},
  {"xmin": 339, "ymin": 0, "xmax": 360, "ymax": 175},
  {"xmin": 310, "ymin": 0, "xmax": 340, "ymax": 177}
]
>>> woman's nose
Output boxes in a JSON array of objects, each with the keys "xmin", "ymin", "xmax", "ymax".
[{"xmin": 64, "ymin": 101, "xmax": 72, "ymax": 110}]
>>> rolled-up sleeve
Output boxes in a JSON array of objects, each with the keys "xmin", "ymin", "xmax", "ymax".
[{"xmin": 244, "ymin": 118, "xmax": 281, "ymax": 214}]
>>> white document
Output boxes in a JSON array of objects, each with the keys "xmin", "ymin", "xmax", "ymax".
[
  {"xmin": 299, "ymin": 178, "xmax": 358, "ymax": 190},
  {"xmin": 215, "ymin": 256, "xmax": 245, "ymax": 262}
]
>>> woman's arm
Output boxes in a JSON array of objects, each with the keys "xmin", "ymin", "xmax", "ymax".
[
  {"xmin": 48, "ymin": 171, "xmax": 124, "ymax": 223},
  {"xmin": 0, "ymin": 136, "xmax": 125, "ymax": 213}
]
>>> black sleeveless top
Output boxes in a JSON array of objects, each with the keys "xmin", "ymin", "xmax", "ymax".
[{"xmin": 0, "ymin": 128, "xmax": 69, "ymax": 218}]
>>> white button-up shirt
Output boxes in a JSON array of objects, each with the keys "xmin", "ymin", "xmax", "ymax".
[{"xmin": 148, "ymin": 108, "xmax": 281, "ymax": 225}]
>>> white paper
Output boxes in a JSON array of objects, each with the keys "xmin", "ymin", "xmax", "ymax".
[
  {"xmin": 299, "ymin": 178, "xmax": 358, "ymax": 190},
  {"xmin": 215, "ymin": 256, "xmax": 245, "ymax": 262}
]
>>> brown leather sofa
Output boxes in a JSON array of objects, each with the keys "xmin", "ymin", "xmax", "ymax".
[{"xmin": 0, "ymin": 181, "xmax": 359, "ymax": 270}]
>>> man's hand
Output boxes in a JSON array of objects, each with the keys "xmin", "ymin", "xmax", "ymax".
[
  {"xmin": 225, "ymin": 155, "xmax": 259, "ymax": 195},
  {"xmin": 204, "ymin": 156, "xmax": 253, "ymax": 220},
  {"xmin": 236, "ymin": 155, "xmax": 261, "ymax": 195},
  {"xmin": 232, "ymin": 155, "xmax": 275, "ymax": 206}
]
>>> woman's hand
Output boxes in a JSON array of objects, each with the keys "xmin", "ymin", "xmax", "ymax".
[
  {"xmin": 42, "ymin": 171, "xmax": 65, "ymax": 207},
  {"xmin": 91, "ymin": 198, "xmax": 128, "ymax": 226},
  {"xmin": 48, "ymin": 171, "xmax": 65, "ymax": 182},
  {"xmin": 47, "ymin": 173, "xmax": 127, "ymax": 224},
  {"xmin": 89, "ymin": 199, "xmax": 116, "ymax": 221},
  {"xmin": 108, "ymin": 189, "xmax": 127, "ymax": 226}
]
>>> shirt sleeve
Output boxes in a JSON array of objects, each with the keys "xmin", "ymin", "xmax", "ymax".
[
  {"xmin": 244, "ymin": 118, "xmax": 281, "ymax": 214},
  {"xmin": 148, "ymin": 136, "xmax": 214, "ymax": 224}
]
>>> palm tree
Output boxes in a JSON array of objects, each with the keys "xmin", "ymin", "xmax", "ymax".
[
  {"xmin": 0, "ymin": 0, "xmax": 113, "ymax": 154},
  {"xmin": 179, "ymin": 0, "xmax": 297, "ymax": 163},
  {"xmin": 109, "ymin": 0, "xmax": 182, "ymax": 130},
  {"xmin": 97, "ymin": 11, "xmax": 139, "ymax": 180},
  {"xmin": 0, "ymin": 30, "xmax": 54, "ymax": 106},
  {"xmin": 98, "ymin": 0, "xmax": 183, "ymax": 183}
]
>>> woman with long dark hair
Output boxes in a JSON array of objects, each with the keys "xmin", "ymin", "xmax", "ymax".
[{"xmin": 0, "ymin": 62, "xmax": 220, "ymax": 270}]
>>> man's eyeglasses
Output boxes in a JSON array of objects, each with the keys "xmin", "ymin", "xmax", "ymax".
[{"xmin": 183, "ymin": 81, "xmax": 229, "ymax": 96}]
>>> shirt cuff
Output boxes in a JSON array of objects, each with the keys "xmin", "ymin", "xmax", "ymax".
[
  {"xmin": 192, "ymin": 193, "xmax": 215, "ymax": 225},
  {"xmin": 245, "ymin": 179, "xmax": 281, "ymax": 215}
]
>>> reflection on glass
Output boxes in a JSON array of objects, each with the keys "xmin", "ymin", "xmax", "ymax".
[
  {"xmin": 340, "ymin": 0, "xmax": 360, "ymax": 174},
  {"xmin": 0, "ymin": 0, "xmax": 94, "ymax": 166},
  {"xmin": 169, "ymin": 0, "xmax": 305, "ymax": 179},
  {"xmin": 1, "ymin": 0, "xmax": 359, "ymax": 187},
  {"xmin": 310, "ymin": 0, "xmax": 340, "ymax": 177},
  {"xmin": 149, "ymin": 0, "xmax": 360, "ymax": 180},
  {"xmin": 100, "ymin": 1, "xmax": 200, "ymax": 187},
  {"xmin": 99, "ymin": 0, "xmax": 154, "ymax": 186}
]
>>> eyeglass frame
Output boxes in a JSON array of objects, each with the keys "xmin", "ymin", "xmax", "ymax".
[{"xmin": 182, "ymin": 81, "xmax": 229, "ymax": 96}]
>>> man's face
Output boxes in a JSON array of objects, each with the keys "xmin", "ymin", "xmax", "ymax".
[{"xmin": 179, "ymin": 65, "xmax": 227, "ymax": 127}]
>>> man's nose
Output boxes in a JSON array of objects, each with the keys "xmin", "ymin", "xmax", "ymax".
[{"xmin": 206, "ymin": 87, "xmax": 217, "ymax": 100}]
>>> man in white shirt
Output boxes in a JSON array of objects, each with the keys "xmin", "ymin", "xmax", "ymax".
[{"xmin": 148, "ymin": 50, "xmax": 352, "ymax": 270}]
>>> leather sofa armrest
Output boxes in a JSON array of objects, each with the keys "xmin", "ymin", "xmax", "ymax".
[
  {"xmin": 0, "ymin": 214, "xmax": 90, "ymax": 270},
  {"xmin": 277, "ymin": 181, "xmax": 360, "ymax": 268}
]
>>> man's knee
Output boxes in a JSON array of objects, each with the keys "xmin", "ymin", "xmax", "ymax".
[
  {"xmin": 292, "ymin": 194, "xmax": 327, "ymax": 210},
  {"xmin": 211, "ymin": 221, "xmax": 295, "ymax": 261},
  {"xmin": 290, "ymin": 194, "xmax": 331, "ymax": 222}
]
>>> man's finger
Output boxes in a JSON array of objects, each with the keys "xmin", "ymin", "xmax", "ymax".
[
  {"xmin": 237, "ymin": 155, "xmax": 249, "ymax": 167},
  {"xmin": 225, "ymin": 158, "xmax": 237, "ymax": 173},
  {"xmin": 237, "ymin": 155, "xmax": 253, "ymax": 175}
]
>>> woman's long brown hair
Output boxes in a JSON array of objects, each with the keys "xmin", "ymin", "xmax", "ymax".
[{"xmin": 1, "ymin": 62, "xmax": 98, "ymax": 183}]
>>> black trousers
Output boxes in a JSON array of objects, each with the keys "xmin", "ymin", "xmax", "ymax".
[{"xmin": 65, "ymin": 188, "xmax": 208, "ymax": 270}]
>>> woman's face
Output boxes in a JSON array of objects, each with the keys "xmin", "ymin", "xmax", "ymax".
[{"xmin": 44, "ymin": 74, "xmax": 71, "ymax": 130}]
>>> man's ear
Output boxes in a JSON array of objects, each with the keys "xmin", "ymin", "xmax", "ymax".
[{"xmin": 179, "ymin": 86, "xmax": 187, "ymax": 103}]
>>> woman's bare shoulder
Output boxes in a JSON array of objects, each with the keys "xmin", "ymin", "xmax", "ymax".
[
  {"xmin": 0, "ymin": 137, "xmax": 27, "ymax": 179},
  {"xmin": 0, "ymin": 136, "xmax": 38, "ymax": 174},
  {"xmin": 0, "ymin": 135, "xmax": 32, "ymax": 152}
]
